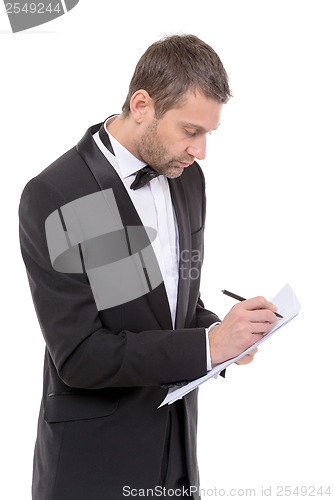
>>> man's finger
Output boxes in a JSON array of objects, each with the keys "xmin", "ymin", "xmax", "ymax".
[
  {"xmin": 248, "ymin": 308, "xmax": 277, "ymax": 324},
  {"xmin": 240, "ymin": 296, "xmax": 277, "ymax": 313},
  {"xmin": 235, "ymin": 347, "xmax": 259, "ymax": 365},
  {"xmin": 250, "ymin": 322, "xmax": 272, "ymax": 334}
]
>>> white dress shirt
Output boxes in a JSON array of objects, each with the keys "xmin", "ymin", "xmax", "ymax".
[{"xmin": 93, "ymin": 118, "xmax": 214, "ymax": 370}]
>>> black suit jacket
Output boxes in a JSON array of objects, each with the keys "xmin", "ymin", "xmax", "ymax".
[{"xmin": 19, "ymin": 123, "xmax": 221, "ymax": 499}]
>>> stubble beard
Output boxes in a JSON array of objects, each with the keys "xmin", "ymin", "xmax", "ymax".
[{"xmin": 135, "ymin": 119, "xmax": 187, "ymax": 179}]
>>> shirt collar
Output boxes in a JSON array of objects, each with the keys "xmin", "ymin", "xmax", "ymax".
[{"xmin": 104, "ymin": 117, "xmax": 146, "ymax": 180}]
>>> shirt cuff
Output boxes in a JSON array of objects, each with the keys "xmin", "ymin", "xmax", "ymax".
[{"xmin": 205, "ymin": 322, "xmax": 221, "ymax": 371}]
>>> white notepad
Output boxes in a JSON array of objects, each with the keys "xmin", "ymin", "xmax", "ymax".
[{"xmin": 159, "ymin": 283, "xmax": 301, "ymax": 407}]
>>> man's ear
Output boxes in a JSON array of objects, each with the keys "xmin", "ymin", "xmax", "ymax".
[{"xmin": 130, "ymin": 90, "xmax": 155, "ymax": 123}]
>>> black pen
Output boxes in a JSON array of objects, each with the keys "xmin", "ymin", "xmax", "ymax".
[{"xmin": 221, "ymin": 289, "xmax": 283, "ymax": 318}]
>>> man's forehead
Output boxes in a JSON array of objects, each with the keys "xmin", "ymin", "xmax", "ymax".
[{"xmin": 153, "ymin": 89, "xmax": 223, "ymax": 132}]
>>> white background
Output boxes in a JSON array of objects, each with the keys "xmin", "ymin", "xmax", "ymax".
[{"xmin": 1, "ymin": 1, "xmax": 332, "ymax": 498}]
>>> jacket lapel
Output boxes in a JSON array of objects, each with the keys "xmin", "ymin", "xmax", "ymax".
[
  {"xmin": 168, "ymin": 177, "xmax": 192, "ymax": 329},
  {"xmin": 76, "ymin": 124, "xmax": 173, "ymax": 330}
]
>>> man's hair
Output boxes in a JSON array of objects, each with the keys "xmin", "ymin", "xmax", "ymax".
[{"xmin": 122, "ymin": 34, "xmax": 232, "ymax": 118}]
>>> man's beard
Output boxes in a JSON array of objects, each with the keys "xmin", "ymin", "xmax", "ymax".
[{"xmin": 135, "ymin": 119, "xmax": 193, "ymax": 179}]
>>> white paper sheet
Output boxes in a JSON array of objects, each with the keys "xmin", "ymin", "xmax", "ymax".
[{"xmin": 159, "ymin": 283, "xmax": 301, "ymax": 407}]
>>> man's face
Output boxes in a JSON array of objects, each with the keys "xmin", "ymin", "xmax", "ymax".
[{"xmin": 135, "ymin": 90, "xmax": 223, "ymax": 178}]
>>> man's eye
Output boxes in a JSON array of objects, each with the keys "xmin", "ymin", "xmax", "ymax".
[{"xmin": 185, "ymin": 129, "xmax": 197, "ymax": 137}]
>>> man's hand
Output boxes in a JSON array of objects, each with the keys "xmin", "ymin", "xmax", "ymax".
[
  {"xmin": 209, "ymin": 297, "xmax": 277, "ymax": 365},
  {"xmin": 235, "ymin": 347, "xmax": 258, "ymax": 365}
]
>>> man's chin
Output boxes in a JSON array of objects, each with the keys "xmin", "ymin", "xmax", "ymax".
[{"xmin": 164, "ymin": 166, "xmax": 185, "ymax": 179}]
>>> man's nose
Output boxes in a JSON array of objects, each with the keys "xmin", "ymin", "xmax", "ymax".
[{"xmin": 186, "ymin": 136, "xmax": 206, "ymax": 161}]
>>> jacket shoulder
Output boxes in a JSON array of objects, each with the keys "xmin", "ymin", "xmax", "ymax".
[
  {"xmin": 20, "ymin": 145, "xmax": 98, "ymax": 211},
  {"xmin": 181, "ymin": 161, "xmax": 205, "ymax": 188}
]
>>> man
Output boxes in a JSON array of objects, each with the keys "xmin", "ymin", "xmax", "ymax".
[{"xmin": 19, "ymin": 35, "xmax": 278, "ymax": 499}]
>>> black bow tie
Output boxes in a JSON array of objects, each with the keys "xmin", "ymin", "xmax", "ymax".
[{"xmin": 130, "ymin": 166, "xmax": 161, "ymax": 190}]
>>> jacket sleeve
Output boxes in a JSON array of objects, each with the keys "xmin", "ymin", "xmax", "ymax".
[
  {"xmin": 195, "ymin": 295, "xmax": 221, "ymax": 328},
  {"xmin": 19, "ymin": 177, "xmax": 208, "ymax": 390},
  {"xmin": 195, "ymin": 296, "xmax": 226, "ymax": 378}
]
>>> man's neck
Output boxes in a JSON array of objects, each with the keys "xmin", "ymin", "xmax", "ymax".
[{"xmin": 106, "ymin": 114, "xmax": 141, "ymax": 161}]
